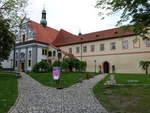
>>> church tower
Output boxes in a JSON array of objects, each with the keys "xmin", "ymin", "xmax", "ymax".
[{"xmin": 40, "ymin": 8, "xmax": 47, "ymax": 27}]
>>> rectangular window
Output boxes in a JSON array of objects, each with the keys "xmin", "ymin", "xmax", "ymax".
[
  {"xmin": 15, "ymin": 52, "xmax": 18, "ymax": 60},
  {"xmin": 15, "ymin": 61, "xmax": 17, "ymax": 67},
  {"xmin": 28, "ymin": 60, "xmax": 31, "ymax": 67},
  {"xmin": 28, "ymin": 51, "xmax": 32, "ymax": 58},
  {"xmin": 53, "ymin": 51, "xmax": 56, "ymax": 56},
  {"xmin": 42, "ymin": 49, "xmax": 47, "ymax": 55},
  {"xmin": 91, "ymin": 45, "xmax": 95, "ymax": 52},
  {"xmin": 42, "ymin": 49, "xmax": 45, "ymax": 55},
  {"xmin": 45, "ymin": 49, "xmax": 47, "ymax": 55},
  {"xmin": 122, "ymin": 41, "xmax": 128, "ymax": 49},
  {"xmin": 76, "ymin": 47, "xmax": 80, "ymax": 53},
  {"xmin": 110, "ymin": 42, "xmax": 116, "ymax": 50},
  {"xmin": 23, "ymin": 34, "xmax": 25, "ymax": 43},
  {"xmin": 100, "ymin": 44, "xmax": 104, "ymax": 51},
  {"xmin": 69, "ymin": 48, "xmax": 72, "ymax": 54},
  {"xmin": 133, "ymin": 39, "xmax": 140, "ymax": 48},
  {"xmin": 83, "ymin": 46, "xmax": 87, "ymax": 53},
  {"xmin": 146, "ymin": 40, "xmax": 150, "ymax": 47}
]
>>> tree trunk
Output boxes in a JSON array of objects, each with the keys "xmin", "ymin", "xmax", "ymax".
[{"xmin": 146, "ymin": 68, "xmax": 148, "ymax": 75}]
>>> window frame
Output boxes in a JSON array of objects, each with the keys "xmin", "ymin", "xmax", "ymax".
[
  {"xmin": 83, "ymin": 46, "xmax": 87, "ymax": 53},
  {"xmin": 28, "ymin": 60, "xmax": 31, "ymax": 67},
  {"xmin": 110, "ymin": 42, "xmax": 116, "ymax": 50},
  {"xmin": 69, "ymin": 48, "xmax": 72, "ymax": 54},
  {"xmin": 22, "ymin": 34, "xmax": 25, "ymax": 43},
  {"xmin": 76, "ymin": 46, "xmax": 80, "ymax": 53},
  {"xmin": 122, "ymin": 40, "xmax": 128, "ymax": 49},
  {"xmin": 133, "ymin": 39, "xmax": 140, "ymax": 48},
  {"xmin": 145, "ymin": 40, "xmax": 150, "ymax": 47},
  {"xmin": 100, "ymin": 43, "xmax": 104, "ymax": 51},
  {"xmin": 90, "ymin": 45, "xmax": 95, "ymax": 52}
]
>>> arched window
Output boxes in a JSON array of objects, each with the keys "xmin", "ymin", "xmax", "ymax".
[
  {"xmin": 58, "ymin": 53, "xmax": 62, "ymax": 59},
  {"xmin": 53, "ymin": 51, "xmax": 56, "ymax": 56},
  {"xmin": 48, "ymin": 51, "xmax": 52, "ymax": 57}
]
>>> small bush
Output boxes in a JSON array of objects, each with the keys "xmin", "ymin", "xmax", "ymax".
[
  {"xmin": 60, "ymin": 58, "xmax": 87, "ymax": 72},
  {"xmin": 61, "ymin": 60, "xmax": 69, "ymax": 72},
  {"xmin": 85, "ymin": 73, "xmax": 93, "ymax": 79},
  {"xmin": 0, "ymin": 62, "xmax": 2, "ymax": 70},
  {"xmin": 79, "ymin": 61, "xmax": 87, "ymax": 72},
  {"xmin": 33, "ymin": 61, "xmax": 51, "ymax": 72},
  {"xmin": 53, "ymin": 61, "xmax": 61, "ymax": 67}
]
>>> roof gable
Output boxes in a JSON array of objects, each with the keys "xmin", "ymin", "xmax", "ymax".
[{"xmin": 28, "ymin": 20, "xmax": 59, "ymax": 45}]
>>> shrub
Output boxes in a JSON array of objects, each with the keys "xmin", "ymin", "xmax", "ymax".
[
  {"xmin": 61, "ymin": 60, "xmax": 69, "ymax": 72},
  {"xmin": 61, "ymin": 58, "xmax": 87, "ymax": 72},
  {"xmin": 53, "ymin": 61, "xmax": 61, "ymax": 67},
  {"xmin": 98, "ymin": 65, "xmax": 101, "ymax": 73},
  {"xmin": 61, "ymin": 58, "xmax": 81, "ymax": 72},
  {"xmin": 139, "ymin": 61, "xmax": 150, "ymax": 75},
  {"xmin": 33, "ymin": 61, "xmax": 51, "ymax": 72},
  {"xmin": 79, "ymin": 61, "xmax": 87, "ymax": 72},
  {"xmin": 85, "ymin": 73, "xmax": 93, "ymax": 79},
  {"xmin": 0, "ymin": 62, "xmax": 2, "ymax": 70}
]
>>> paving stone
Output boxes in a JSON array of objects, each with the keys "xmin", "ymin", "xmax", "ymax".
[{"xmin": 8, "ymin": 73, "xmax": 108, "ymax": 113}]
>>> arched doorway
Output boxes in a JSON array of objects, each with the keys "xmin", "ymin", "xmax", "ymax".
[
  {"xmin": 103, "ymin": 61, "xmax": 110, "ymax": 73},
  {"xmin": 20, "ymin": 62, "xmax": 25, "ymax": 72}
]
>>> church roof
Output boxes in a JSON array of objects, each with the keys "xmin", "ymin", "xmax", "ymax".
[
  {"xmin": 28, "ymin": 20, "xmax": 59, "ymax": 45},
  {"xmin": 52, "ymin": 29, "xmax": 79, "ymax": 46},
  {"xmin": 53, "ymin": 27, "xmax": 135, "ymax": 47}
]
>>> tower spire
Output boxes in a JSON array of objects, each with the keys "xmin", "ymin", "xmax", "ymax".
[{"xmin": 40, "ymin": 5, "xmax": 47, "ymax": 27}]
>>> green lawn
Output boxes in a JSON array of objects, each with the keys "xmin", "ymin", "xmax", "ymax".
[
  {"xmin": 93, "ymin": 74, "xmax": 150, "ymax": 113},
  {"xmin": 28, "ymin": 72, "xmax": 98, "ymax": 88},
  {"xmin": 115, "ymin": 73, "xmax": 150, "ymax": 84},
  {"xmin": 0, "ymin": 71, "xmax": 18, "ymax": 113}
]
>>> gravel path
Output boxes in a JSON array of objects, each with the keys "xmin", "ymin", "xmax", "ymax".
[{"xmin": 8, "ymin": 73, "xmax": 108, "ymax": 113}]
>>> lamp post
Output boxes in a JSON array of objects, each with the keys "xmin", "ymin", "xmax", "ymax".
[
  {"xmin": 57, "ymin": 48, "xmax": 63, "ymax": 89},
  {"xmin": 94, "ymin": 60, "xmax": 97, "ymax": 73},
  {"xmin": 80, "ymin": 37, "xmax": 83, "ymax": 61},
  {"xmin": 57, "ymin": 48, "xmax": 61, "ymax": 62},
  {"xmin": 13, "ymin": 41, "xmax": 16, "ymax": 71}
]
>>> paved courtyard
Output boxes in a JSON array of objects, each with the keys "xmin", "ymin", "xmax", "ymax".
[{"xmin": 9, "ymin": 73, "xmax": 108, "ymax": 113}]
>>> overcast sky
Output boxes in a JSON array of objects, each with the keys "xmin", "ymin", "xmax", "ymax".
[{"xmin": 26, "ymin": 0, "xmax": 121, "ymax": 35}]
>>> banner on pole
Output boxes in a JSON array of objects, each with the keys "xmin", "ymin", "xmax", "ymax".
[{"xmin": 52, "ymin": 67, "xmax": 61, "ymax": 80}]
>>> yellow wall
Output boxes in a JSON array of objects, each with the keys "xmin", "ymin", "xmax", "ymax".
[{"xmin": 60, "ymin": 35, "xmax": 150, "ymax": 73}]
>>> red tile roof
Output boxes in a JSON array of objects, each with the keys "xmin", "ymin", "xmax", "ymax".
[
  {"xmin": 22, "ymin": 20, "xmax": 135, "ymax": 58},
  {"xmin": 52, "ymin": 29, "xmax": 79, "ymax": 46},
  {"xmin": 61, "ymin": 50, "xmax": 76, "ymax": 58},
  {"xmin": 53, "ymin": 27, "xmax": 135, "ymax": 47},
  {"xmin": 29, "ymin": 20, "xmax": 59, "ymax": 45},
  {"xmin": 27, "ymin": 21, "xmax": 76, "ymax": 58}
]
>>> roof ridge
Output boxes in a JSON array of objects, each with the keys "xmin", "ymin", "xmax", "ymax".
[
  {"xmin": 29, "ymin": 20, "xmax": 59, "ymax": 32},
  {"xmin": 80, "ymin": 27, "xmax": 120, "ymax": 36}
]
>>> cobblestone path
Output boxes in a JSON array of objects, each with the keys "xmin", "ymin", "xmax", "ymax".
[{"xmin": 9, "ymin": 73, "xmax": 108, "ymax": 113}]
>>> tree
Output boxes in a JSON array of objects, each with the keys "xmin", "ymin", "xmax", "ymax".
[
  {"xmin": 96, "ymin": 0, "xmax": 150, "ymax": 39},
  {"xmin": 0, "ymin": 0, "xmax": 28, "ymax": 33},
  {"xmin": 0, "ymin": 0, "xmax": 28, "ymax": 63},
  {"xmin": 0, "ymin": 16, "xmax": 15, "ymax": 62},
  {"xmin": 139, "ymin": 61, "xmax": 150, "ymax": 75}
]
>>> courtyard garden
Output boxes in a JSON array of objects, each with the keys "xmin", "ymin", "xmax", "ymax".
[
  {"xmin": 29, "ymin": 72, "xmax": 97, "ymax": 88},
  {"xmin": 93, "ymin": 73, "xmax": 150, "ymax": 113},
  {"xmin": 29, "ymin": 58, "xmax": 98, "ymax": 88},
  {"xmin": 0, "ymin": 71, "xmax": 18, "ymax": 113}
]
